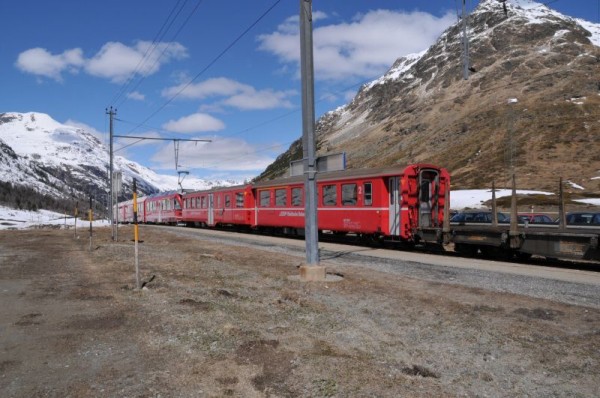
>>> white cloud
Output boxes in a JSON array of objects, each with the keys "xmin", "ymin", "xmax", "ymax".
[
  {"xmin": 222, "ymin": 88, "xmax": 295, "ymax": 110},
  {"xmin": 162, "ymin": 77, "xmax": 249, "ymax": 99},
  {"xmin": 15, "ymin": 48, "xmax": 84, "ymax": 81},
  {"xmin": 258, "ymin": 8, "xmax": 455, "ymax": 81},
  {"xmin": 162, "ymin": 77, "xmax": 296, "ymax": 110},
  {"xmin": 162, "ymin": 113, "xmax": 225, "ymax": 134},
  {"xmin": 15, "ymin": 41, "xmax": 187, "ymax": 83},
  {"xmin": 85, "ymin": 41, "xmax": 187, "ymax": 83},
  {"xmin": 151, "ymin": 136, "xmax": 275, "ymax": 172},
  {"xmin": 126, "ymin": 91, "xmax": 145, "ymax": 101}
]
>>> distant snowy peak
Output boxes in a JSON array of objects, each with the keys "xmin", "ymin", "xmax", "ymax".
[
  {"xmin": 476, "ymin": 0, "xmax": 600, "ymax": 46},
  {"xmin": 0, "ymin": 112, "xmax": 239, "ymax": 201},
  {"xmin": 367, "ymin": 0, "xmax": 599, "ymax": 91},
  {"xmin": 366, "ymin": 51, "xmax": 425, "ymax": 89}
]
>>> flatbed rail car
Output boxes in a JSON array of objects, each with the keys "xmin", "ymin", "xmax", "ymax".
[
  {"xmin": 449, "ymin": 181, "xmax": 600, "ymax": 262},
  {"xmin": 451, "ymin": 223, "xmax": 600, "ymax": 261}
]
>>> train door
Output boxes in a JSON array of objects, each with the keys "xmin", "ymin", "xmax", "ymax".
[
  {"xmin": 388, "ymin": 177, "xmax": 401, "ymax": 236},
  {"xmin": 208, "ymin": 193, "xmax": 214, "ymax": 226},
  {"xmin": 418, "ymin": 169, "xmax": 440, "ymax": 227}
]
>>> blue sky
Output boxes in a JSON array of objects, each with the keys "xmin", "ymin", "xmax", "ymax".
[{"xmin": 1, "ymin": 0, "xmax": 597, "ymax": 182}]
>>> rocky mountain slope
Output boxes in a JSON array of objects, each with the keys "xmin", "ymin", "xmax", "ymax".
[
  {"xmin": 0, "ymin": 112, "xmax": 235, "ymax": 211},
  {"xmin": 258, "ymin": 0, "xmax": 600, "ymax": 194}
]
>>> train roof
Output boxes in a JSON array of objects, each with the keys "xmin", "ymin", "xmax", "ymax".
[
  {"xmin": 252, "ymin": 164, "xmax": 443, "ymax": 188},
  {"xmin": 145, "ymin": 190, "xmax": 181, "ymax": 199}
]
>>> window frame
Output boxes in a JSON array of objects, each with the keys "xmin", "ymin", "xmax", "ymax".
[
  {"xmin": 363, "ymin": 182, "xmax": 373, "ymax": 206},
  {"xmin": 322, "ymin": 184, "xmax": 337, "ymax": 206},
  {"xmin": 291, "ymin": 187, "xmax": 303, "ymax": 207},
  {"xmin": 259, "ymin": 190, "xmax": 271, "ymax": 207},
  {"xmin": 341, "ymin": 183, "xmax": 357, "ymax": 206},
  {"xmin": 275, "ymin": 188, "xmax": 287, "ymax": 207}
]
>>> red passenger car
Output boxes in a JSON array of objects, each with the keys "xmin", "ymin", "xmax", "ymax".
[
  {"xmin": 144, "ymin": 191, "xmax": 183, "ymax": 224},
  {"xmin": 251, "ymin": 164, "xmax": 449, "ymax": 242},
  {"xmin": 115, "ymin": 197, "xmax": 146, "ymax": 223},
  {"xmin": 182, "ymin": 185, "xmax": 255, "ymax": 227}
]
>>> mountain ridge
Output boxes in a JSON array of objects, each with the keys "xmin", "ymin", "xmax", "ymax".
[
  {"xmin": 0, "ymin": 112, "xmax": 238, "ymax": 212},
  {"xmin": 258, "ymin": 0, "xmax": 600, "ymax": 194}
]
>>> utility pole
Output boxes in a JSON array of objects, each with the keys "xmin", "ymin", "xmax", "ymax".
[
  {"xmin": 106, "ymin": 106, "xmax": 117, "ymax": 240},
  {"xmin": 299, "ymin": 0, "xmax": 324, "ymax": 281},
  {"xmin": 462, "ymin": 0, "xmax": 470, "ymax": 80}
]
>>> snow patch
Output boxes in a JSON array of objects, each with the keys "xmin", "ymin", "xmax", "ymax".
[
  {"xmin": 450, "ymin": 189, "xmax": 552, "ymax": 210},
  {"xmin": 0, "ymin": 205, "xmax": 109, "ymax": 231},
  {"xmin": 566, "ymin": 181, "xmax": 585, "ymax": 190}
]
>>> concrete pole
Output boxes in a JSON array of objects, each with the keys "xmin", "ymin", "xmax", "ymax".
[
  {"xmin": 299, "ymin": 0, "xmax": 324, "ymax": 280},
  {"xmin": 462, "ymin": 0, "xmax": 470, "ymax": 80},
  {"xmin": 106, "ymin": 107, "xmax": 116, "ymax": 241}
]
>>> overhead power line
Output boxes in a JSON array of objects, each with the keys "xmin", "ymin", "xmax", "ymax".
[
  {"xmin": 108, "ymin": 0, "xmax": 189, "ymax": 106},
  {"xmin": 114, "ymin": 0, "xmax": 207, "ymax": 109},
  {"xmin": 123, "ymin": 0, "xmax": 283, "ymax": 138}
]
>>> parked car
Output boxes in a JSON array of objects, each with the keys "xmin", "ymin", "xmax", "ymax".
[
  {"xmin": 566, "ymin": 212, "xmax": 600, "ymax": 226},
  {"xmin": 517, "ymin": 213, "xmax": 555, "ymax": 224},
  {"xmin": 450, "ymin": 210, "xmax": 510, "ymax": 224}
]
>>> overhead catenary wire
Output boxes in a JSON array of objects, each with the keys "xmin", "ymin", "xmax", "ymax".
[
  {"xmin": 115, "ymin": 0, "xmax": 590, "ymax": 171},
  {"xmin": 108, "ymin": 0, "xmax": 189, "ymax": 107},
  {"xmin": 121, "ymin": 0, "xmax": 283, "ymax": 143},
  {"xmin": 114, "ymin": 0, "xmax": 207, "ymax": 109}
]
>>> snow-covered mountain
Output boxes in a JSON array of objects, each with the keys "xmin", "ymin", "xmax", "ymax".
[
  {"xmin": 0, "ymin": 112, "xmax": 237, "ymax": 203},
  {"xmin": 259, "ymin": 0, "xmax": 600, "ymax": 192}
]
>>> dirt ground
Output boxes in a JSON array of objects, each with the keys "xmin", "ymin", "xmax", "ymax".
[{"xmin": 1, "ymin": 226, "xmax": 599, "ymax": 397}]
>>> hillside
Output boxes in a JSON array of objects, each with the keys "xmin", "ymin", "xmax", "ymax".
[
  {"xmin": 258, "ymin": 0, "xmax": 600, "ymax": 194},
  {"xmin": 0, "ymin": 112, "xmax": 236, "ymax": 213}
]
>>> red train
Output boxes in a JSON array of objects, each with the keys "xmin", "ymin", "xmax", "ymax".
[{"xmin": 115, "ymin": 164, "xmax": 450, "ymax": 244}]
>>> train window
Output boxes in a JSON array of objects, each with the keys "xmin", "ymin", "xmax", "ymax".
[
  {"xmin": 342, "ymin": 184, "xmax": 357, "ymax": 206},
  {"xmin": 420, "ymin": 180, "xmax": 430, "ymax": 203},
  {"xmin": 364, "ymin": 183, "xmax": 372, "ymax": 206},
  {"xmin": 201, "ymin": 196, "xmax": 206, "ymax": 208},
  {"xmin": 236, "ymin": 192, "xmax": 244, "ymax": 208},
  {"xmin": 323, "ymin": 185, "xmax": 337, "ymax": 206},
  {"xmin": 292, "ymin": 187, "xmax": 303, "ymax": 206},
  {"xmin": 275, "ymin": 189, "xmax": 287, "ymax": 207},
  {"xmin": 225, "ymin": 195, "xmax": 231, "ymax": 208},
  {"xmin": 174, "ymin": 199, "xmax": 181, "ymax": 210},
  {"xmin": 260, "ymin": 190, "xmax": 270, "ymax": 207},
  {"xmin": 217, "ymin": 195, "xmax": 222, "ymax": 208}
]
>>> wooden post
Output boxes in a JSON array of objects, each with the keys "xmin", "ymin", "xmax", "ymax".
[
  {"xmin": 88, "ymin": 196, "xmax": 93, "ymax": 252},
  {"xmin": 558, "ymin": 178, "xmax": 566, "ymax": 230},
  {"xmin": 133, "ymin": 178, "xmax": 141, "ymax": 290},
  {"xmin": 491, "ymin": 181, "xmax": 498, "ymax": 227},
  {"xmin": 74, "ymin": 202, "xmax": 78, "ymax": 238},
  {"xmin": 509, "ymin": 174, "xmax": 520, "ymax": 249}
]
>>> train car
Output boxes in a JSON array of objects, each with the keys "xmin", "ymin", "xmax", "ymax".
[
  {"xmin": 252, "ymin": 163, "xmax": 450, "ymax": 243},
  {"xmin": 182, "ymin": 184, "xmax": 254, "ymax": 227},
  {"xmin": 144, "ymin": 191, "xmax": 183, "ymax": 224}
]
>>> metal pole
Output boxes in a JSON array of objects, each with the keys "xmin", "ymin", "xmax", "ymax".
[
  {"xmin": 300, "ymin": 0, "xmax": 319, "ymax": 267},
  {"xmin": 106, "ymin": 107, "xmax": 116, "ymax": 240},
  {"xmin": 462, "ymin": 0, "xmax": 470, "ymax": 80}
]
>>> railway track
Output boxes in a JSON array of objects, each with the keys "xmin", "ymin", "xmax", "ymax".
[{"xmin": 147, "ymin": 224, "xmax": 600, "ymax": 287}]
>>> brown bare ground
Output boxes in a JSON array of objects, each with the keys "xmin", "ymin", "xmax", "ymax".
[{"xmin": 1, "ymin": 226, "xmax": 599, "ymax": 397}]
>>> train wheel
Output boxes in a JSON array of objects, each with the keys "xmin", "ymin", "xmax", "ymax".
[{"xmin": 454, "ymin": 243, "xmax": 477, "ymax": 257}]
